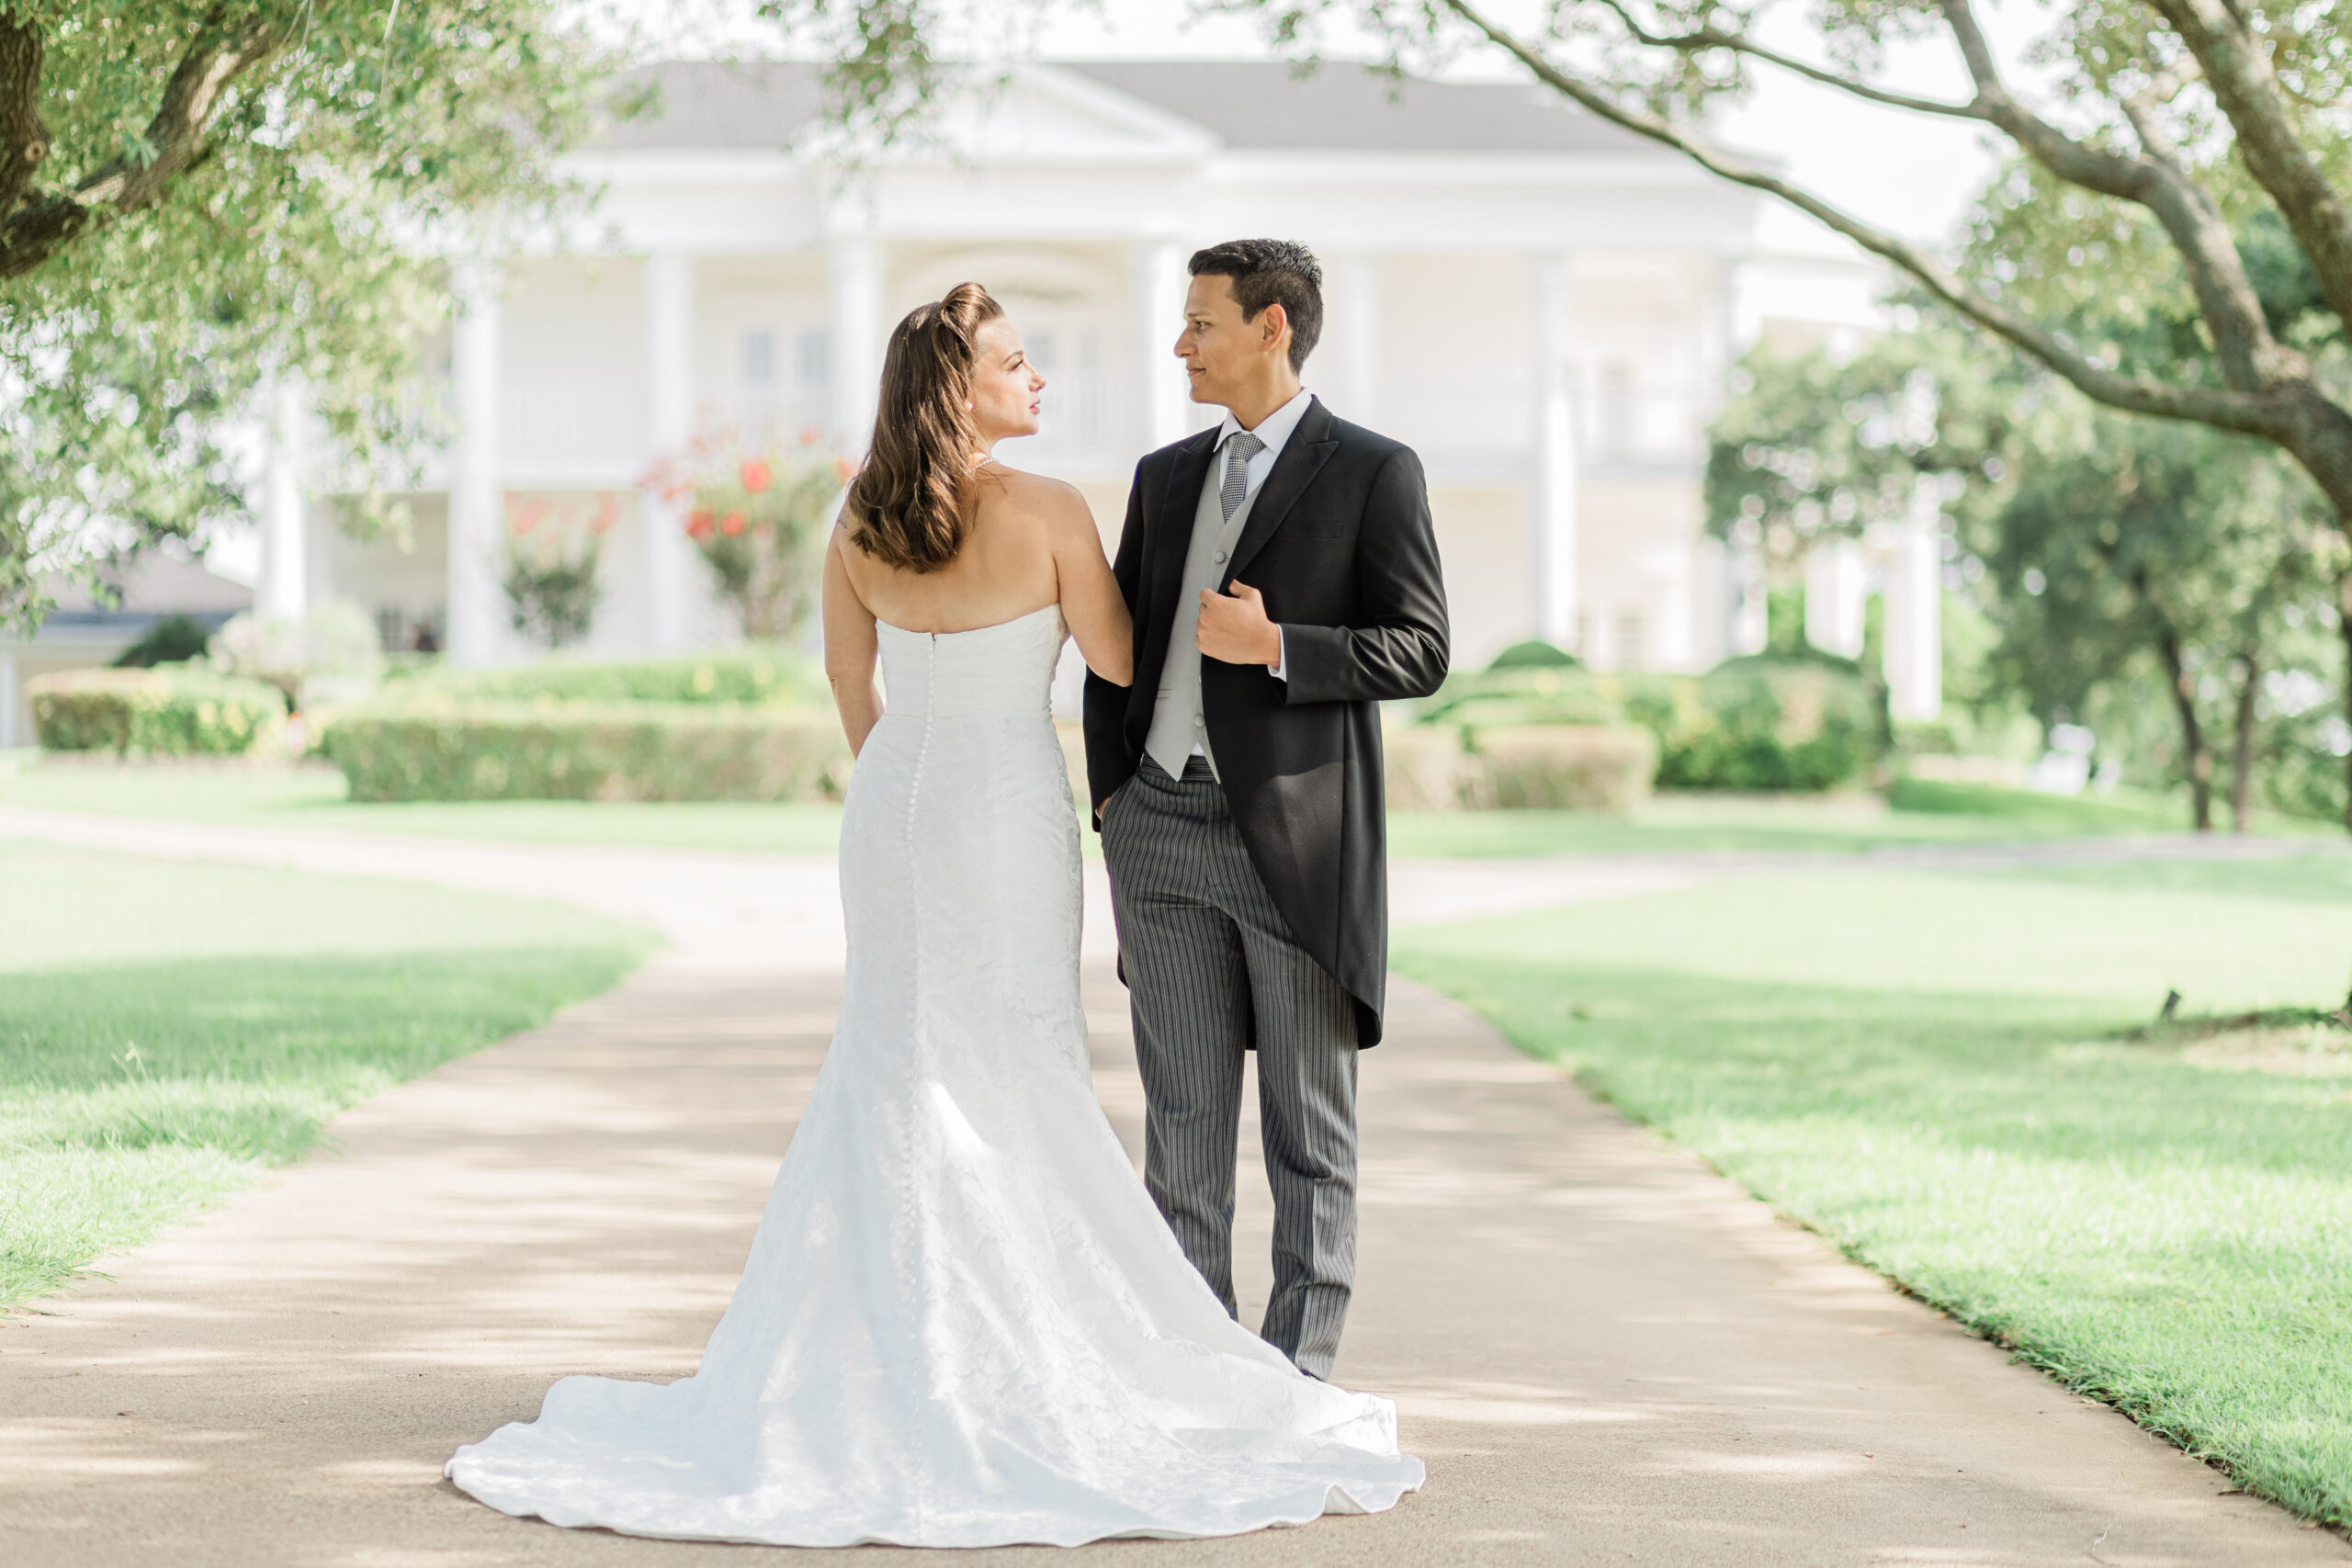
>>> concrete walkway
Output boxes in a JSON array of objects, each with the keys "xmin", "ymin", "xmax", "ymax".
[{"xmin": 1, "ymin": 807, "xmax": 2341, "ymax": 1565}]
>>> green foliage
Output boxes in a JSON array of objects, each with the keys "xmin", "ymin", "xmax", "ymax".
[
  {"xmin": 109, "ymin": 613, "xmax": 213, "ymax": 668},
  {"xmin": 1487, "ymin": 638, "xmax": 1577, "ymax": 670},
  {"xmin": 0, "ymin": 2, "xmax": 633, "ymax": 633},
  {"xmin": 1970, "ymin": 398, "xmax": 2342, "ymax": 825},
  {"xmin": 324, "ymin": 700, "xmax": 853, "ymax": 803},
  {"xmin": 1410, "ymin": 657, "xmax": 1882, "ymax": 793},
  {"xmin": 501, "ymin": 515, "xmax": 605, "ymax": 650},
  {"xmin": 1640, "ymin": 660, "xmax": 1881, "ymax": 792},
  {"xmin": 404, "ymin": 645, "xmax": 821, "ymax": 706},
  {"xmin": 27, "ymin": 666, "xmax": 283, "ymax": 755}
]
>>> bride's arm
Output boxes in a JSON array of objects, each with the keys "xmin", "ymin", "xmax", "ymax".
[
  {"xmin": 822, "ymin": 526, "xmax": 884, "ymax": 755},
  {"xmin": 1046, "ymin": 486, "xmax": 1133, "ymax": 687}
]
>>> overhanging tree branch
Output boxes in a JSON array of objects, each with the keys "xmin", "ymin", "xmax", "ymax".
[
  {"xmin": 0, "ymin": 6, "xmax": 285, "ymax": 281},
  {"xmin": 1585, "ymin": 0, "xmax": 1989, "ymax": 121},
  {"xmin": 1439, "ymin": 0, "xmax": 2281, "ymax": 437},
  {"xmin": 2147, "ymin": 0, "xmax": 2352, "ymax": 333}
]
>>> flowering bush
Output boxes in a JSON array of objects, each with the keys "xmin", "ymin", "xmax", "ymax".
[
  {"xmin": 650, "ymin": 434, "xmax": 843, "ymax": 640},
  {"xmin": 503, "ymin": 493, "xmax": 613, "ymax": 649},
  {"xmin": 208, "ymin": 598, "xmax": 385, "ymax": 710}
]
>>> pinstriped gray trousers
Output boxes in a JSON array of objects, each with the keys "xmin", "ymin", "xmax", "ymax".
[{"xmin": 1100, "ymin": 754, "xmax": 1359, "ymax": 1380}]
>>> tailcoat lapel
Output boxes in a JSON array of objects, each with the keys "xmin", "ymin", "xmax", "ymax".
[
  {"xmin": 1135, "ymin": 429, "xmax": 1218, "ymax": 700},
  {"xmin": 1222, "ymin": 399, "xmax": 1337, "ymax": 588}
]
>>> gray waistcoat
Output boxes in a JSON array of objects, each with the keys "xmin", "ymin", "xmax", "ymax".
[{"xmin": 1145, "ymin": 465, "xmax": 1260, "ymax": 780}]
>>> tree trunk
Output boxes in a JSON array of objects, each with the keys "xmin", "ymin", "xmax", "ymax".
[
  {"xmin": 2230, "ymin": 649, "xmax": 2260, "ymax": 834},
  {"xmin": 2337, "ymin": 561, "xmax": 2352, "ymax": 834},
  {"xmin": 2154, "ymin": 621, "xmax": 2215, "ymax": 831}
]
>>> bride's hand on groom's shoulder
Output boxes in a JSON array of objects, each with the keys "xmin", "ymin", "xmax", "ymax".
[{"xmin": 1196, "ymin": 583, "xmax": 1282, "ymax": 668}]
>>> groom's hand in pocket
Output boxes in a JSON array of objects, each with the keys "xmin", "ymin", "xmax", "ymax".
[{"xmin": 1196, "ymin": 582, "xmax": 1282, "ymax": 667}]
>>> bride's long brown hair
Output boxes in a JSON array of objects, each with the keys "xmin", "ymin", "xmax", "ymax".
[{"xmin": 842, "ymin": 283, "xmax": 1003, "ymax": 574}]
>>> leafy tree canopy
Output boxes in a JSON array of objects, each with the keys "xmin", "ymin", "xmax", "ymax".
[{"xmin": 0, "ymin": 1, "xmax": 627, "ymax": 633}]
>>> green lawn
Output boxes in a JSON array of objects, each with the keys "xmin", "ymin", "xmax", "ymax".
[
  {"xmin": 1394, "ymin": 854, "xmax": 2352, "ymax": 1526},
  {"xmin": 7, "ymin": 753, "xmax": 2320, "ymax": 859},
  {"xmin": 0, "ymin": 840, "xmax": 656, "ymax": 1303}
]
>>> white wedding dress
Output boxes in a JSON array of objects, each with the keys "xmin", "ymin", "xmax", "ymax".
[{"xmin": 445, "ymin": 604, "xmax": 1424, "ymax": 1547}]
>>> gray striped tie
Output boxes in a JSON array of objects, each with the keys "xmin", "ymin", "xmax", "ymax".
[{"xmin": 1219, "ymin": 431, "xmax": 1266, "ymax": 521}]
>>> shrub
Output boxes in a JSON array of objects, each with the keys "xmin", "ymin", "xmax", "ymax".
[
  {"xmin": 401, "ymin": 646, "xmax": 819, "ymax": 707},
  {"xmin": 1382, "ymin": 720, "xmax": 1655, "ymax": 813},
  {"xmin": 28, "ymin": 668, "xmax": 284, "ymax": 756},
  {"xmin": 324, "ymin": 699, "xmax": 851, "ymax": 802},
  {"xmin": 1637, "ymin": 660, "xmax": 1881, "ymax": 792},
  {"xmin": 1384, "ymin": 722, "xmax": 1467, "ymax": 810},
  {"xmin": 208, "ymin": 599, "xmax": 384, "ymax": 709},
  {"xmin": 1487, "ymin": 638, "xmax": 1578, "ymax": 670},
  {"xmin": 1405, "ymin": 656, "xmax": 1883, "ymax": 794},
  {"xmin": 1464, "ymin": 725, "xmax": 1658, "ymax": 812},
  {"xmin": 112, "ymin": 614, "xmax": 215, "ymax": 669},
  {"xmin": 502, "ymin": 502, "xmax": 605, "ymax": 649}
]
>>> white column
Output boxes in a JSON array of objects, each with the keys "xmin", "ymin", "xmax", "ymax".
[
  {"xmin": 446, "ymin": 263, "xmax": 505, "ymax": 668},
  {"xmin": 1331, "ymin": 251, "xmax": 1380, "ymax": 426},
  {"xmin": 256, "ymin": 377, "xmax": 309, "ymax": 622},
  {"xmin": 1529, "ymin": 253, "xmax": 1578, "ymax": 649},
  {"xmin": 1884, "ymin": 479, "xmax": 1945, "ymax": 720},
  {"xmin": 1804, "ymin": 537, "xmax": 1868, "ymax": 660},
  {"xmin": 1133, "ymin": 235, "xmax": 1190, "ymax": 450},
  {"xmin": 828, "ymin": 232, "xmax": 883, "ymax": 463},
  {"xmin": 0, "ymin": 643, "xmax": 17, "ymax": 750},
  {"xmin": 644, "ymin": 251, "xmax": 697, "ymax": 652}
]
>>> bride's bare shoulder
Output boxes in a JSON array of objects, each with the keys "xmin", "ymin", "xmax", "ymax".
[{"xmin": 979, "ymin": 464, "xmax": 1095, "ymax": 534}]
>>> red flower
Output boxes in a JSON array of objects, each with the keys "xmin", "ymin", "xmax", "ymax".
[
  {"xmin": 719, "ymin": 511, "xmax": 747, "ymax": 536},
  {"xmin": 590, "ymin": 494, "xmax": 620, "ymax": 535},
  {"xmin": 685, "ymin": 510, "xmax": 716, "ymax": 541},
  {"xmin": 797, "ymin": 425, "xmax": 823, "ymax": 448},
  {"xmin": 740, "ymin": 457, "xmax": 773, "ymax": 494}
]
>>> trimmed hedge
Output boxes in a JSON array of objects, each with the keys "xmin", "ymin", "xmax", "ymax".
[
  {"xmin": 28, "ymin": 668, "xmax": 285, "ymax": 756},
  {"xmin": 1384, "ymin": 722, "xmax": 1657, "ymax": 813},
  {"xmin": 1466, "ymin": 725, "xmax": 1658, "ymax": 811},
  {"xmin": 399, "ymin": 645, "xmax": 818, "ymax": 707},
  {"xmin": 1409, "ymin": 656, "xmax": 1883, "ymax": 793},
  {"xmin": 325, "ymin": 699, "xmax": 851, "ymax": 802}
]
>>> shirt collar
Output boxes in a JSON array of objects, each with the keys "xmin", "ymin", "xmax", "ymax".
[{"xmin": 1216, "ymin": 388, "xmax": 1315, "ymax": 464}]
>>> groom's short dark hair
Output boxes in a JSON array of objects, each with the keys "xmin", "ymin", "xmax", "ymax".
[{"xmin": 1188, "ymin": 239, "xmax": 1323, "ymax": 372}]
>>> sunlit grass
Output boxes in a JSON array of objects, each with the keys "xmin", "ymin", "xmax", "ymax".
[
  {"xmin": 1395, "ymin": 859, "xmax": 2352, "ymax": 1526},
  {"xmin": 0, "ymin": 840, "xmax": 655, "ymax": 1302},
  {"xmin": 11, "ymin": 754, "xmax": 2324, "ymax": 860}
]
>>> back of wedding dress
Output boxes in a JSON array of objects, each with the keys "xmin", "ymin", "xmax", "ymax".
[{"xmin": 445, "ymin": 604, "xmax": 1422, "ymax": 1548}]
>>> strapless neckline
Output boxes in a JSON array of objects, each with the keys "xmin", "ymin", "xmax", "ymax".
[{"xmin": 875, "ymin": 603, "xmax": 1061, "ymax": 639}]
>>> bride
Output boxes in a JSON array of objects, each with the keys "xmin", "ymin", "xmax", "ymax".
[{"xmin": 444, "ymin": 283, "xmax": 1425, "ymax": 1548}]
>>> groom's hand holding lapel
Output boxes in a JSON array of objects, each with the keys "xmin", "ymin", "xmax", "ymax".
[{"xmin": 1195, "ymin": 581, "xmax": 1282, "ymax": 668}]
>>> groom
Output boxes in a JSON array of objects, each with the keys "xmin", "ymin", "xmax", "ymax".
[{"xmin": 1084, "ymin": 239, "xmax": 1450, "ymax": 1380}]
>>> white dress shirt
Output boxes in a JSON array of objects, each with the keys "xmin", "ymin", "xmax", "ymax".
[{"xmin": 1212, "ymin": 388, "xmax": 1315, "ymax": 682}]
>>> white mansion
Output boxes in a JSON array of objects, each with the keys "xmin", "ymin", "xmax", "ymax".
[{"xmin": 6, "ymin": 58, "xmax": 1932, "ymax": 747}]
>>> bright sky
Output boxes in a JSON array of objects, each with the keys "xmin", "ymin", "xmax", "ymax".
[{"xmin": 594, "ymin": 0, "xmax": 2041, "ymax": 251}]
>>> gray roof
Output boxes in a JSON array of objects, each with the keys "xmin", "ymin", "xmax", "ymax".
[
  {"xmin": 1061, "ymin": 62, "xmax": 1657, "ymax": 154},
  {"xmin": 39, "ymin": 552, "xmax": 253, "ymax": 623},
  {"xmin": 599, "ymin": 59, "xmax": 1659, "ymax": 157},
  {"xmin": 599, "ymin": 62, "xmax": 823, "ymax": 152}
]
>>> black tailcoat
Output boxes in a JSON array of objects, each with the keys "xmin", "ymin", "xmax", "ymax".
[{"xmin": 1082, "ymin": 399, "xmax": 1451, "ymax": 1045}]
